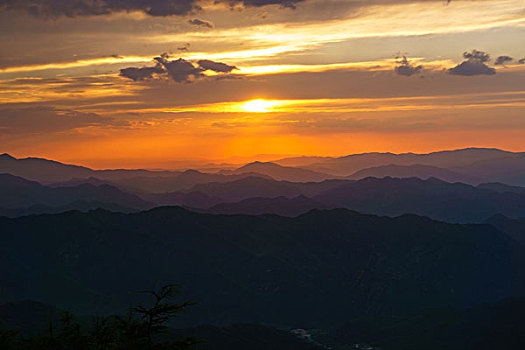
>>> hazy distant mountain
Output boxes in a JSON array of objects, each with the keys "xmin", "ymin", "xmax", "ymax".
[
  {"xmin": 0, "ymin": 201, "xmax": 138, "ymax": 218},
  {"xmin": 273, "ymin": 156, "xmax": 334, "ymax": 167},
  {"xmin": 0, "ymin": 173, "xmax": 152, "ymax": 210},
  {"xmin": 48, "ymin": 177, "xmax": 115, "ymax": 188},
  {"xmin": 452, "ymin": 154, "xmax": 525, "ymax": 186},
  {"xmin": 108, "ymin": 170, "xmax": 272, "ymax": 194},
  {"xmin": 228, "ymin": 161, "xmax": 337, "ymax": 182},
  {"xmin": 314, "ymin": 177, "xmax": 525, "ymax": 222},
  {"xmin": 0, "ymin": 153, "xmax": 179, "ymax": 183},
  {"xmin": 0, "ymin": 154, "xmax": 277, "ymax": 193},
  {"xmin": 150, "ymin": 177, "xmax": 352, "ymax": 207},
  {"xmin": 348, "ymin": 164, "xmax": 478, "ymax": 183},
  {"xmin": 148, "ymin": 176, "xmax": 525, "ymax": 221},
  {"xmin": 1, "ymin": 207, "xmax": 523, "ymax": 328},
  {"xmin": 300, "ymin": 148, "xmax": 524, "ymax": 176},
  {"xmin": 149, "ymin": 177, "xmax": 303, "ymax": 206},
  {"xmin": 205, "ymin": 195, "xmax": 330, "ymax": 216},
  {"xmin": 477, "ymin": 182, "xmax": 525, "ymax": 194},
  {"xmin": 178, "ymin": 176, "xmax": 525, "ymax": 222},
  {"xmin": 147, "ymin": 191, "xmax": 224, "ymax": 208}
]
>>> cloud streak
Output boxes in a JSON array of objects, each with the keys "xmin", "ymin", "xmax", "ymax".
[{"xmin": 0, "ymin": 106, "xmax": 116, "ymax": 134}]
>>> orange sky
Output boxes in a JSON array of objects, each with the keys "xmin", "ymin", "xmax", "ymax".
[{"xmin": 1, "ymin": 0, "xmax": 524, "ymax": 168}]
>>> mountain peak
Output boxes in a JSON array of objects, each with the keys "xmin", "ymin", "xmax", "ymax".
[
  {"xmin": 181, "ymin": 169, "xmax": 203, "ymax": 175},
  {"xmin": 245, "ymin": 160, "xmax": 274, "ymax": 166},
  {"xmin": 0, "ymin": 153, "xmax": 16, "ymax": 160}
]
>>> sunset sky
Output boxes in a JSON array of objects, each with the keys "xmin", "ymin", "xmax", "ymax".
[{"xmin": 1, "ymin": 0, "xmax": 524, "ymax": 168}]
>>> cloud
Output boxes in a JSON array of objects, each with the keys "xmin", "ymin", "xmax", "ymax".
[
  {"xmin": 0, "ymin": 106, "xmax": 115, "ymax": 134},
  {"xmin": 394, "ymin": 56, "xmax": 422, "ymax": 77},
  {"xmin": 0, "ymin": 0, "xmax": 199, "ymax": 17},
  {"xmin": 462, "ymin": 50, "xmax": 490, "ymax": 63},
  {"xmin": 0, "ymin": 0, "xmax": 303, "ymax": 18},
  {"xmin": 448, "ymin": 50, "xmax": 496, "ymax": 76},
  {"xmin": 197, "ymin": 59, "xmax": 237, "ymax": 73},
  {"xmin": 494, "ymin": 56, "xmax": 513, "ymax": 65},
  {"xmin": 189, "ymin": 18, "xmax": 213, "ymax": 28},
  {"xmin": 518, "ymin": 58, "xmax": 525, "ymax": 64},
  {"xmin": 154, "ymin": 55, "xmax": 205, "ymax": 83},
  {"xmin": 120, "ymin": 66, "xmax": 165, "ymax": 81},
  {"xmin": 120, "ymin": 54, "xmax": 237, "ymax": 83},
  {"xmin": 231, "ymin": 0, "xmax": 304, "ymax": 9},
  {"xmin": 177, "ymin": 43, "xmax": 191, "ymax": 51}
]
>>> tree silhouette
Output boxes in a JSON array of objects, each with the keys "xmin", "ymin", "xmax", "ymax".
[{"xmin": 0, "ymin": 283, "xmax": 200, "ymax": 350}]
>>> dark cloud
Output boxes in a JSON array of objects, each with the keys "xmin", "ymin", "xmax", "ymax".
[
  {"xmin": 188, "ymin": 18, "xmax": 213, "ymax": 28},
  {"xmin": 120, "ymin": 54, "xmax": 237, "ymax": 83},
  {"xmin": 394, "ymin": 56, "xmax": 422, "ymax": 77},
  {"xmin": 518, "ymin": 58, "xmax": 525, "ymax": 64},
  {"xmin": 154, "ymin": 54, "xmax": 204, "ymax": 83},
  {"xmin": 177, "ymin": 43, "xmax": 191, "ymax": 51},
  {"xmin": 0, "ymin": 106, "xmax": 114, "ymax": 134},
  {"xmin": 462, "ymin": 50, "xmax": 491, "ymax": 63},
  {"xmin": 120, "ymin": 65, "xmax": 164, "ymax": 81},
  {"xmin": 0, "ymin": 0, "xmax": 303, "ymax": 18},
  {"xmin": 0, "ymin": 0, "xmax": 199, "ymax": 17},
  {"xmin": 197, "ymin": 59, "xmax": 237, "ymax": 73},
  {"xmin": 494, "ymin": 56, "xmax": 513, "ymax": 65},
  {"xmin": 230, "ymin": 0, "xmax": 304, "ymax": 9},
  {"xmin": 448, "ymin": 50, "xmax": 496, "ymax": 76}
]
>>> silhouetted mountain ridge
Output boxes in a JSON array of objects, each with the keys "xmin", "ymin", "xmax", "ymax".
[
  {"xmin": 226, "ymin": 161, "xmax": 337, "ymax": 182},
  {"xmin": 348, "ymin": 164, "xmax": 478, "ymax": 184},
  {"xmin": 1, "ymin": 207, "xmax": 523, "ymax": 328},
  {"xmin": 0, "ymin": 173, "xmax": 152, "ymax": 210},
  {"xmin": 314, "ymin": 176, "xmax": 525, "ymax": 222},
  {"xmin": 300, "ymin": 148, "xmax": 525, "ymax": 176}
]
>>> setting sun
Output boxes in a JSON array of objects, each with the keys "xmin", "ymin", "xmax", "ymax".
[{"xmin": 240, "ymin": 99, "xmax": 283, "ymax": 113}]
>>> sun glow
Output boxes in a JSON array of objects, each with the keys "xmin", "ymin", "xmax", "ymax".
[{"xmin": 240, "ymin": 99, "xmax": 283, "ymax": 113}]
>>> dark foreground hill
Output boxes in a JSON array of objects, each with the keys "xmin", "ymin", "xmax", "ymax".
[
  {"xmin": 205, "ymin": 195, "xmax": 330, "ymax": 216},
  {"xmin": 0, "ymin": 207, "xmax": 523, "ymax": 329},
  {"xmin": 485, "ymin": 214, "xmax": 525, "ymax": 244},
  {"xmin": 320, "ymin": 297, "xmax": 525, "ymax": 350},
  {"xmin": 0, "ymin": 300, "xmax": 321, "ymax": 350}
]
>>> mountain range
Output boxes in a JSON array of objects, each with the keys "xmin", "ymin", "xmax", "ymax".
[
  {"xmin": 286, "ymin": 148, "xmax": 525, "ymax": 176},
  {"xmin": 0, "ymin": 173, "xmax": 152, "ymax": 211},
  {"xmin": 4, "ymin": 148, "xmax": 525, "ymax": 188},
  {"xmin": 151, "ymin": 176, "xmax": 525, "ymax": 223},
  {"xmin": 1, "ymin": 207, "xmax": 523, "ymax": 328},
  {"xmin": 4, "ymin": 171, "xmax": 525, "ymax": 222}
]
